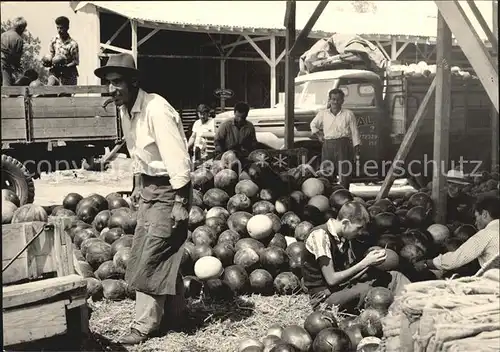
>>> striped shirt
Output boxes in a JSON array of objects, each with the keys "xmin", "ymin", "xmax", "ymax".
[
  {"xmin": 310, "ymin": 108, "xmax": 361, "ymax": 147},
  {"xmin": 432, "ymin": 219, "xmax": 499, "ymax": 271},
  {"xmin": 119, "ymin": 88, "xmax": 191, "ymax": 189}
]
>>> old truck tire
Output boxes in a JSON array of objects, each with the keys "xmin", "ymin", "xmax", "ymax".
[{"xmin": 1, "ymin": 154, "xmax": 35, "ymax": 205}]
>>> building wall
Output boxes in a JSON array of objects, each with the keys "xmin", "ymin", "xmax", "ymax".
[{"xmin": 0, "ymin": 1, "xmax": 100, "ymax": 85}]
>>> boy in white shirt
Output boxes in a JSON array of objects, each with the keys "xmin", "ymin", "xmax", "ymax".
[{"xmin": 188, "ymin": 104, "xmax": 214, "ymax": 161}]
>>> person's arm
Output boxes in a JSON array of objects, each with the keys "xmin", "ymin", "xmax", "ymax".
[
  {"xmin": 12, "ymin": 37, "xmax": 24, "ymax": 71},
  {"xmin": 306, "ymin": 230, "xmax": 373, "ymax": 287},
  {"xmin": 66, "ymin": 41, "xmax": 79, "ymax": 67},
  {"xmin": 430, "ymin": 232, "xmax": 491, "ymax": 271},
  {"xmin": 244, "ymin": 124, "xmax": 258, "ymax": 152},
  {"xmin": 348, "ymin": 111, "xmax": 361, "ymax": 149},
  {"xmin": 48, "ymin": 38, "xmax": 55, "ymax": 59},
  {"xmin": 150, "ymin": 100, "xmax": 191, "ymax": 194},
  {"xmin": 310, "ymin": 111, "xmax": 324, "ymax": 141},
  {"xmin": 187, "ymin": 121, "xmax": 198, "ymax": 150},
  {"xmin": 214, "ymin": 123, "xmax": 226, "ymax": 154}
]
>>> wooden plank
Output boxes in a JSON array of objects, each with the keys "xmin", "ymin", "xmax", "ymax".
[
  {"xmin": 30, "ymin": 85, "xmax": 109, "ymax": 95},
  {"xmin": 31, "ymin": 97, "xmax": 116, "ymax": 118},
  {"xmin": 284, "ymin": 0, "xmax": 296, "ymax": 149},
  {"xmin": 290, "ymin": 1, "xmax": 329, "ymax": 57},
  {"xmin": 1, "ymin": 96, "xmax": 26, "ymax": 119},
  {"xmin": 3, "ymin": 274, "xmax": 86, "ymax": 309},
  {"xmin": 376, "ymin": 77, "xmax": 437, "ymax": 201},
  {"xmin": 3, "ymin": 300, "xmax": 67, "ymax": 346},
  {"xmin": 31, "ymin": 117, "xmax": 118, "ymax": 140},
  {"xmin": 432, "ymin": 12, "xmax": 453, "ymax": 224},
  {"xmin": 1, "ymin": 119, "xmax": 26, "ymax": 141}
]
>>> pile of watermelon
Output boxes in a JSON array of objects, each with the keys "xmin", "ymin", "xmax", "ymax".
[{"xmin": 235, "ymin": 286, "xmax": 394, "ymax": 351}]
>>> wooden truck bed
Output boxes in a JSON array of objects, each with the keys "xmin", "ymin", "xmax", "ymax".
[{"xmin": 1, "ymin": 85, "xmax": 119, "ymax": 145}]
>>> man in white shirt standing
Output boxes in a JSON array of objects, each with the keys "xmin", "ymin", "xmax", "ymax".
[
  {"xmin": 94, "ymin": 53, "xmax": 192, "ymax": 345},
  {"xmin": 310, "ymin": 88, "xmax": 361, "ymax": 189},
  {"xmin": 188, "ymin": 103, "xmax": 215, "ymax": 162}
]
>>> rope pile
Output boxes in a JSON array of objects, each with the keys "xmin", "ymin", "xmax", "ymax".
[{"xmin": 380, "ymin": 269, "xmax": 500, "ymax": 352}]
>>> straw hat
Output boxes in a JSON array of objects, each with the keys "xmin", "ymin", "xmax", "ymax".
[{"xmin": 446, "ymin": 169, "xmax": 471, "ymax": 185}]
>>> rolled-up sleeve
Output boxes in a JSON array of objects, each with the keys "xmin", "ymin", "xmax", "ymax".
[
  {"xmin": 214, "ymin": 122, "xmax": 226, "ymax": 153},
  {"xmin": 348, "ymin": 111, "xmax": 361, "ymax": 147},
  {"xmin": 432, "ymin": 231, "xmax": 490, "ymax": 271},
  {"xmin": 310, "ymin": 111, "xmax": 323, "ymax": 134},
  {"xmin": 150, "ymin": 101, "xmax": 191, "ymax": 189}
]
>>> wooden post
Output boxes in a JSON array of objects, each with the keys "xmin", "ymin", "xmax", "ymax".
[
  {"xmin": 375, "ymin": 77, "xmax": 437, "ymax": 201},
  {"xmin": 492, "ymin": 0, "xmax": 499, "ymax": 170},
  {"xmin": 270, "ymin": 35, "xmax": 277, "ymax": 107},
  {"xmin": 130, "ymin": 20, "xmax": 138, "ymax": 65},
  {"xmin": 284, "ymin": 0, "xmax": 296, "ymax": 149},
  {"xmin": 220, "ymin": 59, "xmax": 226, "ymax": 110},
  {"xmin": 390, "ymin": 37, "xmax": 397, "ymax": 60},
  {"xmin": 289, "ymin": 0, "xmax": 329, "ymax": 57},
  {"xmin": 432, "ymin": 12, "xmax": 452, "ymax": 224}
]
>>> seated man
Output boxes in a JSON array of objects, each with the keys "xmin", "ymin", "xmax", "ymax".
[
  {"xmin": 214, "ymin": 101, "xmax": 257, "ymax": 160},
  {"xmin": 188, "ymin": 104, "xmax": 214, "ymax": 162},
  {"xmin": 302, "ymin": 201, "xmax": 410, "ymax": 313},
  {"xmin": 415, "ymin": 195, "xmax": 500, "ymax": 275}
]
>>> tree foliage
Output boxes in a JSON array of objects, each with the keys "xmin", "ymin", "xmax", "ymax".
[
  {"xmin": 1, "ymin": 19, "xmax": 48, "ymax": 82},
  {"xmin": 351, "ymin": 1, "xmax": 377, "ymax": 13}
]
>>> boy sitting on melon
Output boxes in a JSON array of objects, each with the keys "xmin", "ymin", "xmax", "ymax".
[{"xmin": 302, "ymin": 201, "xmax": 410, "ymax": 313}]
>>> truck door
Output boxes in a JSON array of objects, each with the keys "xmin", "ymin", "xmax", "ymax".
[{"xmin": 337, "ymin": 78, "xmax": 385, "ymax": 179}]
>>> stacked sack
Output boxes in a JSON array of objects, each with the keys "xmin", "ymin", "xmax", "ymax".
[
  {"xmin": 380, "ymin": 269, "xmax": 500, "ymax": 352},
  {"xmin": 386, "ymin": 61, "xmax": 477, "ymax": 80}
]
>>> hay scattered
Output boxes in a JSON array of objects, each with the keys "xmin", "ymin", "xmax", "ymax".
[{"xmin": 88, "ymin": 293, "xmax": 313, "ymax": 352}]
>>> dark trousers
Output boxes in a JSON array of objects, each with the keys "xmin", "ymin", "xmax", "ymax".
[
  {"xmin": 1, "ymin": 65, "xmax": 15, "ymax": 86},
  {"xmin": 321, "ymin": 137, "xmax": 353, "ymax": 189}
]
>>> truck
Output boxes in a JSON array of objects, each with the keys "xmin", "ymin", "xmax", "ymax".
[
  {"xmin": 1, "ymin": 85, "xmax": 120, "ymax": 205},
  {"xmin": 203, "ymin": 59, "xmax": 494, "ymax": 189}
]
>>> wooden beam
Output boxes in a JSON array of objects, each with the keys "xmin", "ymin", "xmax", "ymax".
[
  {"xmin": 492, "ymin": 0, "xmax": 499, "ymax": 170},
  {"xmin": 432, "ymin": 12, "xmax": 452, "ymax": 224},
  {"xmin": 130, "ymin": 20, "xmax": 138, "ymax": 64},
  {"xmin": 466, "ymin": 0, "xmax": 498, "ymax": 53},
  {"xmin": 270, "ymin": 35, "xmax": 277, "ymax": 107},
  {"xmin": 375, "ymin": 41, "xmax": 390, "ymax": 60},
  {"xmin": 390, "ymin": 37, "xmax": 397, "ymax": 60},
  {"xmin": 243, "ymin": 34, "xmax": 272, "ymax": 66},
  {"xmin": 276, "ymin": 49, "xmax": 286, "ymax": 65},
  {"xmin": 220, "ymin": 59, "xmax": 226, "ymax": 110},
  {"xmin": 395, "ymin": 41, "xmax": 411, "ymax": 59},
  {"xmin": 289, "ymin": 0, "xmax": 329, "ymax": 57},
  {"xmin": 222, "ymin": 36, "xmax": 269, "ymax": 50},
  {"xmin": 135, "ymin": 54, "xmax": 266, "ymax": 62},
  {"xmin": 105, "ymin": 20, "xmax": 129, "ymax": 45},
  {"xmin": 99, "ymin": 43, "xmax": 132, "ymax": 54},
  {"xmin": 376, "ymin": 77, "xmax": 437, "ymax": 201},
  {"xmin": 284, "ymin": 0, "xmax": 296, "ymax": 149},
  {"xmin": 434, "ymin": 1, "xmax": 498, "ymax": 113},
  {"xmin": 138, "ymin": 28, "xmax": 159, "ymax": 47}
]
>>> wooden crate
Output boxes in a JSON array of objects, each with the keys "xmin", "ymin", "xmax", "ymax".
[{"xmin": 2, "ymin": 216, "xmax": 88, "ymax": 347}]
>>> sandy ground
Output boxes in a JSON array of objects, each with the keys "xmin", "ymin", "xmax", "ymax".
[{"xmin": 32, "ymin": 156, "xmax": 416, "ymax": 205}]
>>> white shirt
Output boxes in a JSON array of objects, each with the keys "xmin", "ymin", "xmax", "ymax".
[
  {"xmin": 433, "ymin": 219, "xmax": 499, "ymax": 270},
  {"xmin": 191, "ymin": 118, "xmax": 215, "ymax": 156},
  {"xmin": 310, "ymin": 108, "xmax": 361, "ymax": 147},
  {"xmin": 119, "ymin": 89, "xmax": 191, "ymax": 189}
]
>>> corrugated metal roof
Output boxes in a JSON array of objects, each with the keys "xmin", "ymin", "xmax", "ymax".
[{"xmin": 78, "ymin": 1, "xmax": 492, "ymax": 40}]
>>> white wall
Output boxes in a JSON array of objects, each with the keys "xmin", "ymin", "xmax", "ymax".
[{"xmin": 1, "ymin": 1, "xmax": 100, "ymax": 85}]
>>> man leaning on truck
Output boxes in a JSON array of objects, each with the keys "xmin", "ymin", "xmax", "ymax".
[{"xmin": 310, "ymin": 88, "xmax": 361, "ymax": 189}]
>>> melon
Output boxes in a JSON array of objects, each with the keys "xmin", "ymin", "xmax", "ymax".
[
  {"xmin": 189, "ymin": 206, "xmax": 206, "ymax": 230},
  {"xmin": 227, "ymin": 193, "xmax": 252, "ymax": 214},
  {"xmin": 73, "ymin": 227, "xmax": 98, "ymax": 249},
  {"xmin": 111, "ymin": 234, "xmax": 134, "ymax": 255},
  {"xmin": 217, "ymin": 229, "xmax": 241, "ymax": 246},
  {"xmin": 259, "ymin": 188, "xmax": 275, "ymax": 202},
  {"xmin": 11, "ymin": 204, "xmax": 48, "ymax": 223},
  {"xmin": 101, "ymin": 279, "xmax": 127, "ymax": 300},
  {"xmin": 373, "ymin": 199, "xmax": 396, "ymax": 213},
  {"xmin": 95, "ymin": 260, "xmax": 123, "ymax": 280},
  {"xmin": 280, "ymin": 211, "xmax": 302, "ymax": 237},
  {"xmin": 302, "ymin": 205, "xmax": 324, "ymax": 226},
  {"xmin": 107, "ymin": 196, "xmax": 129, "ymax": 211},
  {"xmin": 113, "ymin": 247, "xmax": 131, "ymax": 272},
  {"xmin": 191, "ymin": 168, "xmax": 214, "ymax": 192},
  {"xmin": 302, "ymin": 178, "xmax": 325, "ymax": 198},
  {"xmin": 203, "ymin": 188, "xmax": 230, "ymax": 208},
  {"xmin": 235, "ymin": 179, "xmax": 260, "ymax": 198},
  {"xmin": 191, "ymin": 244, "xmax": 213, "ymax": 262},
  {"xmin": 80, "ymin": 237, "xmax": 104, "ymax": 257},
  {"xmin": 312, "ymin": 328, "xmax": 352, "ymax": 352},
  {"xmin": 227, "ymin": 211, "xmax": 253, "ymax": 237},
  {"xmin": 85, "ymin": 240, "xmax": 113, "ymax": 270},
  {"xmin": 192, "ymin": 225, "xmax": 217, "ymax": 246},
  {"xmin": 192, "ymin": 189, "xmax": 204, "ymax": 207},
  {"xmin": 85, "ymin": 277, "xmax": 103, "ymax": 301},
  {"xmin": 2, "ymin": 189, "xmax": 20, "ymax": 207},
  {"xmin": 76, "ymin": 260, "xmax": 95, "ymax": 278},
  {"xmin": 2, "ymin": 200, "xmax": 17, "ymax": 224},
  {"xmin": 222, "ymin": 264, "xmax": 248, "ymax": 293},
  {"xmin": 234, "ymin": 248, "xmax": 260, "ymax": 271},
  {"xmin": 238, "ymin": 338, "xmax": 265, "ymax": 352},
  {"xmin": 235, "ymin": 238, "xmax": 265, "ymax": 252},
  {"xmin": 268, "ymin": 233, "xmax": 287, "ymax": 250},
  {"xmin": 247, "ymin": 214, "xmax": 274, "ymax": 240},
  {"xmin": 252, "ymin": 200, "xmax": 275, "ymax": 215},
  {"xmin": 427, "ymin": 223, "xmax": 450, "ymax": 244},
  {"xmin": 267, "ymin": 325, "xmax": 284, "ymax": 339},
  {"xmin": 307, "ymin": 195, "xmax": 330, "ymax": 213},
  {"xmin": 108, "ymin": 211, "xmax": 137, "ymax": 234},
  {"xmin": 260, "ymin": 247, "xmax": 288, "ymax": 276},
  {"xmin": 102, "ymin": 227, "xmax": 124, "ymax": 244},
  {"xmin": 63, "ymin": 193, "xmax": 83, "ymax": 212},
  {"xmin": 249, "ymin": 268, "xmax": 274, "ymax": 294},
  {"xmin": 357, "ymin": 309, "xmax": 384, "ymax": 338},
  {"xmin": 364, "ymin": 287, "xmax": 394, "ymax": 312},
  {"xmin": 281, "ymin": 325, "xmax": 312, "ymax": 352},
  {"xmin": 51, "ymin": 206, "xmax": 75, "ymax": 217},
  {"xmin": 400, "ymin": 244, "xmax": 425, "ymax": 264},
  {"xmin": 303, "ymin": 311, "xmax": 338, "ymax": 339},
  {"xmin": 373, "ymin": 212, "xmax": 399, "ymax": 233},
  {"xmin": 206, "ymin": 206, "xmax": 230, "ymax": 221},
  {"xmin": 266, "ymin": 213, "xmax": 282, "ymax": 233},
  {"xmin": 273, "ymin": 272, "xmax": 301, "ymax": 295},
  {"xmin": 194, "ymin": 256, "xmax": 223, "ymax": 280},
  {"xmin": 214, "ymin": 169, "xmax": 239, "ymax": 194},
  {"xmin": 294, "ymin": 221, "xmax": 314, "ymax": 241},
  {"xmin": 275, "ymin": 196, "xmax": 292, "ymax": 215},
  {"xmin": 212, "ymin": 242, "xmax": 235, "ymax": 267},
  {"xmin": 329, "ymin": 189, "xmax": 354, "ymax": 209}
]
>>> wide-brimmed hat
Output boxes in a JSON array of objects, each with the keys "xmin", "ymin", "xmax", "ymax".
[
  {"xmin": 94, "ymin": 53, "xmax": 139, "ymax": 79},
  {"xmin": 446, "ymin": 169, "xmax": 471, "ymax": 185}
]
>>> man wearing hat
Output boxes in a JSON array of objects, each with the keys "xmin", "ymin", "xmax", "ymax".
[
  {"xmin": 95, "ymin": 53, "xmax": 192, "ymax": 344},
  {"xmin": 445, "ymin": 169, "xmax": 475, "ymax": 225}
]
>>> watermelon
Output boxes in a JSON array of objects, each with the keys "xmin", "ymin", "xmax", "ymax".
[
  {"xmin": 235, "ymin": 179, "xmax": 260, "ymax": 198},
  {"xmin": 206, "ymin": 206, "xmax": 230, "ymax": 221},
  {"xmin": 203, "ymin": 188, "xmax": 230, "ymax": 208},
  {"xmin": 189, "ymin": 206, "xmax": 206, "ymax": 230},
  {"xmin": 233, "ymin": 248, "xmax": 260, "ymax": 272},
  {"xmin": 63, "ymin": 193, "xmax": 83, "ymax": 212},
  {"xmin": 247, "ymin": 214, "xmax": 274, "ymax": 240},
  {"xmin": 273, "ymin": 272, "xmax": 301, "ymax": 295},
  {"xmin": 214, "ymin": 169, "xmax": 239, "ymax": 194},
  {"xmin": 227, "ymin": 211, "xmax": 253, "ymax": 237},
  {"xmin": 2, "ymin": 200, "xmax": 17, "ymax": 224},
  {"xmin": 95, "ymin": 260, "xmax": 123, "ymax": 280},
  {"xmin": 249, "ymin": 268, "xmax": 274, "ymax": 294},
  {"xmin": 252, "ymin": 200, "xmax": 275, "ymax": 215},
  {"xmin": 227, "ymin": 193, "xmax": 252, "ymax": 214},
  {"xmin": 222, "ymin": 264, "xmax": 249, "ymax": 293},
  {"xmin": 11, "ymin": 204, "xmax": 48, "ymax": 223},
  {"xmin": 101, "ymin": 279, "xmax": 127, "ymax": 300}
]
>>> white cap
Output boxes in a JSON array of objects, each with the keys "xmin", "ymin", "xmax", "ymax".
[{"xmin": 446, "ymin": 169, "xmax": 470, "ymax": 185}]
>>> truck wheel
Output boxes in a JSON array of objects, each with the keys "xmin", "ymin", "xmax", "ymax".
[{"xmin": 1, "ymin": 154, "xmax": 35, "ymax": 205}]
